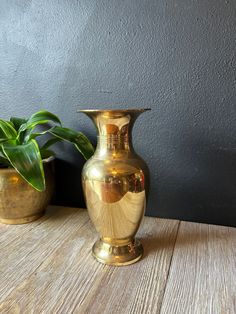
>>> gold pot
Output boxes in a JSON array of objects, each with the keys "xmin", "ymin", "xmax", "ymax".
[
  {"xmin": 81, "ymin": 109, "xmax": 150, "ymax": 266},
  {"xmin": 0, "ymin": 160, "xmax": 54, "ymax": 224}
]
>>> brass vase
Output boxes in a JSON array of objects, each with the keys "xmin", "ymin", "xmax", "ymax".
[{"xmin": 81, "ymin": 109, "xmax": 150, "ymax": 266}]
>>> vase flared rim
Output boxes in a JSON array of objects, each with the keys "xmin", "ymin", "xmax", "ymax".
[{"xmin": 78, "ymin": 108, "xmax": 151, "ymax": 113}]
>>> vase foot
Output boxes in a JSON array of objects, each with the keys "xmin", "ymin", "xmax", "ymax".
[{"xmin": 92, "ymin": 238, "xmax": 143, "ymax": 266}]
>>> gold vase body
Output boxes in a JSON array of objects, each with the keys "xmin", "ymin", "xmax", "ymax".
[
  {"xmin": 81, "ymin": 109, "xmax": 150, "ymax": 266},
  {"xmin": 0, "ymin": 160, "xmax": 54, "ymax": 224}
]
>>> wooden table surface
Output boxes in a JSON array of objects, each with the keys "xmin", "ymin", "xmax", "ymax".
[{"xmin": 0, "ymin": 206, "xmax": 235, "ymax": 314}]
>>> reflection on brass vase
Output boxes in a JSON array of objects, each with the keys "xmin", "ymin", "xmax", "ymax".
[
  {"xmin": 81, "ymin": 109, "xmax": 150, "ymax": 266},
  {"xmin": 0, "ymin": 160, "xmax": 54, "ymax": 224}
]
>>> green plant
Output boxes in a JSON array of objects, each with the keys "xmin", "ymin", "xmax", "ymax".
[{"xmin": 0, "ymin": 110, "xmax": 94, "ymax": 191}]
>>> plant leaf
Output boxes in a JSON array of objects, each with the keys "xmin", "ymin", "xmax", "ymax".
[
  {"xmin": 2, "ymin": 139, "xmax": 45, "ymax": 191},
  {"xmin": 0, "ymin": 139, "xmax": 9, "ymax": 144},
  {"xmin": 19, "ymin": 110, "xmax": 61, "ymax": 133},
  {"xmin": 41, "ymin": 137, "xmax": 62, "ymax": 150},
  {"xmin": 10, "ymin": 117, "xmax": 27, "ymax": 131},
  {"xmin": 25, "ymin": 128, "xmax": 54, "ymax": 142},
  {"xmin": 0, "ymin": 119, "xmax": 17, "ymax": 139},
  {"xmin": 49, "ymin": 126, "xmax": 94, "ymax": 160},
  {"xmin": 40, "ymin": 149, "xmax": 55, "ymax": 160}
]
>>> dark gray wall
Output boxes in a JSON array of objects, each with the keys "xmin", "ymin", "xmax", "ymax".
[{"xmin": 1, "ymin": 0, "xmax": 236, "ymax": 226}]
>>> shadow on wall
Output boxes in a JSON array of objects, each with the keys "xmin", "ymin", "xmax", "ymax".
[
  {"xmin": 51, "ymin": 135, "xmax": 236, "ymax": 227},
  {"xmin": 52, "ymin": 158, "xmax": 86, "ymax": 208},
  {"xmin": 150, "ymin": 135, "xmax": 236, "ymax": 227}
]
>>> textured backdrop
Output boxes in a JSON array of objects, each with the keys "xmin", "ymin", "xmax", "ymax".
[{"xmin": 0, "ymin": 0, "xmax": 236, "ymax": 226}]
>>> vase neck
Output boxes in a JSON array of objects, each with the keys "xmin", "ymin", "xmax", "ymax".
[
  {"xmin": 80, "ymin": 109, "xmax": 150, "ymax": 157},
  {"xmin": 95, "ymin": 112, "xmax": 134, "ymax": 156},
  {"xmin": 96, "ymin": 135, "xmax": 133, "ymax": 158}
]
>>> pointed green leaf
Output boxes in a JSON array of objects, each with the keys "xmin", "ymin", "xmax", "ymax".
[
  {"xmin": 0, "ymin": 139, "xmax": 9, "ymax": 144},
  {"xmin": 24, "ymin": 128, "xmax": 54, "ymax": 142},
  {"xmin": 0, "ymin": 147, "xmax": 4, "ymax": 158},
  {"xmin": 40, "ymin": 149, "xmax": 55, "ymax": 160},
  {"xmin": 19, "ymin": 110, "xmax": 61, "ymax": 133},
  {"xmin": 0, "ymin": 119, "xmax": 17, "ymax": 140},
  {"xmin": 2, "ymin": 139, "xmax": 45, "ymax": 191},
  {"xmin": 41, "ymin": 137, "xmax": 62, "ymax": 150},
  {"xmin": 49, "ymin": 126, "xmax": 94, "ymax": 160},
  {"xmin": 10, "ymin": 117, "xmax": 27, "ymax": 131}
]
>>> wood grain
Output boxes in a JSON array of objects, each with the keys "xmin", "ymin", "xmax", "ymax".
[
  {"xmin": 79, "ymin": 218, "xmax": 179, "ymax": 314},
  {"xmin": 1, "ymin": 206, "xmax": 235, "ymax": 314},
  {"xmin": 0, "ymin": 209, "xmax": 49, "ymax": 249},
  {"xmin": 160, "ymin": 221, "xmax": 236, "ymax": 314},
  {"xmin": 0, "ymin": 207, "xmax": 179, "ymax": 314},
  {"xmin": 0, "ymin": 206, "xmax": 89, "ymax": 304}
]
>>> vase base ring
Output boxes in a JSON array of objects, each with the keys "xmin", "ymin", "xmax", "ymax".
[{"xmin": 92, "ymin": 238, "xmax": 143, "ymax": 266}]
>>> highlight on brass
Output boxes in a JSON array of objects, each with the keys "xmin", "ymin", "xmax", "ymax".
[{"xmin": 81, "ymin": 109, "xmax": 150, "ymax": 266}]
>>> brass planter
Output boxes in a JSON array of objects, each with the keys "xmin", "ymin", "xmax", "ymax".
[
  {"xmin": 0, "ymin": 160, "xmax": 54, "ymax": 224},
  {"xmin": 81, "ymin": 109, "xmax": 150, "ymax": 266}
]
